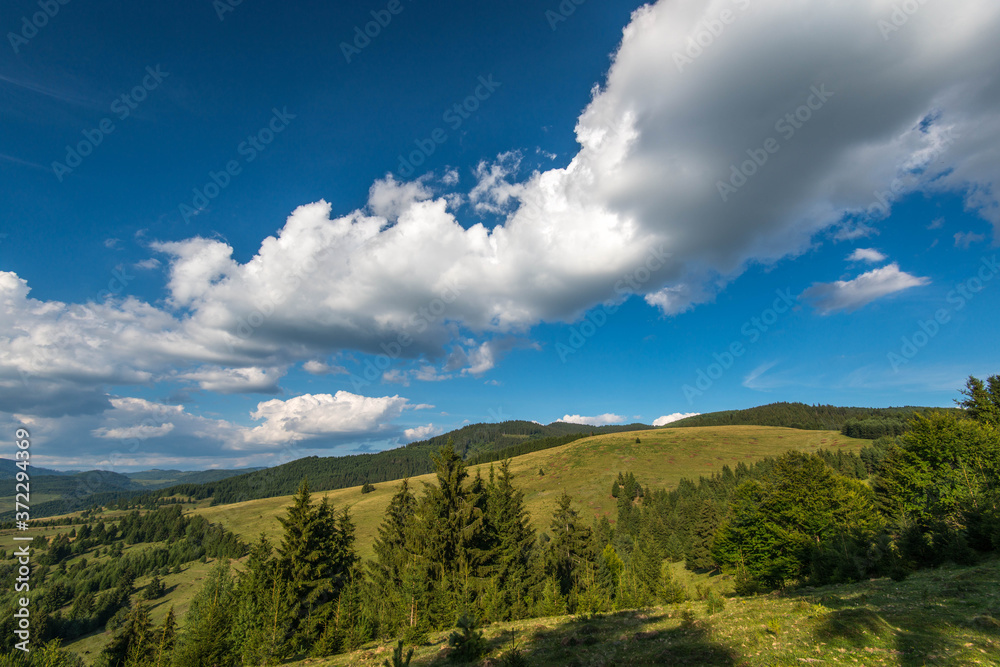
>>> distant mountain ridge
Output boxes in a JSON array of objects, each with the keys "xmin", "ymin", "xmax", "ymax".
[{"xmin": 665, "ymin": 402, "xmax": 956, "ymax": 431}]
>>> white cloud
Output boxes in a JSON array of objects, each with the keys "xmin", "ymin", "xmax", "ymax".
[
  {"xmin": 93, "ymin": 422, "xmax": 175, "ymax": 440},
  {"xmin": 303, "ymin": 360, "xmax": 348, "ymax": 375},
  {"xmin": 134, "ymin": 258, "xmax": 161, "ymax": 270},
  {"xmin": 653, "ymin": 412, "xmax": 700, "ymax": 426},
  {"xmin": 179, "ymin": 366, "xmax": 286, "ymax": 394},
  {"xmin": 801, "ymin": 263, "xmax": 930, "ymax": 314},
  {"xmin": 367, "ymin": 175, "xmax": 433, "ymax": 221},
  {"xmin": 558, "ymin": 413, "xmax": 625, "ymax": 427},
  {"xmin": 404, "ymin": 424, "xmax": 440, "ymax": 442},
  {"xmin": 243, "ymin": 391, "xmax": 413, "ymax": 446},
  {"xmin": 954, "ymin": 231, "xmax": 986, "ymax": 248},
  {"xmin": 3, "ymin": 0, "xmax": 1000, "ymax": 425},
  {"xmin": 847, "ymin": 248, "xmax": 887, "ymax": 263}
]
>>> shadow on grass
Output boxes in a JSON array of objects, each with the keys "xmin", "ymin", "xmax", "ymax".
[
  {"xmin": 428, "ymin": 609, "xmax": 738, "ymax": 666},
  {"xmin": 796, "ymin": 561, "xmax": 1000, "ymax": 667}
]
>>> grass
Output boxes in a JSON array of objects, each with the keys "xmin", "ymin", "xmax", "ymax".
[
  {"xmin": 192, "ymin": 425, "xmax": 865, "ymax": 560},
  {"xmin": 12, "ymin": 425, "xmax": 867, "ymax": 662},
  {"xmin": 289, "ymin": 558, "xmax": 1000, "ymax": 666},
  {"xmin": 61, "ymin": 555, "xmax": 221, "ymax": 660}
]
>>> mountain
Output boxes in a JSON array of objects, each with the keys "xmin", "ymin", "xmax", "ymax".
[
  {"xmin": 0, "ymin": 459, "xmax": 74, "ymax": 478},
  {"xmin": 664, "ymin": 402, "xmax": 955, "ymax": 431},
  {"xmin": 125, "ymin": 467, "xmax": 265, "ymax": 488}
]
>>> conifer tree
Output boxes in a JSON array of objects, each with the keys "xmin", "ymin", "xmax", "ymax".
[
  {"xmin": 100, "ymin": 602, "xmax": 153, "ymax": 667},
  {"xmin": 686, "ymin": 501, "xmax": 720, "ymax": 571},
  {"xmin": 232, "ymin": 535, "xmax": 290, "ymax": 665},
  {"xmin": 485, "ymin": 460, "xmax": 536, "ymax": 619},
  {"xmin": 546, "ymin": 492, "xmax": 592, "ymax": 596},
  {"xmin": 151, "ymin": 607, "xmax": 176, "ymax": 667},
  {"xmin": 369, "ymin": 479, "xmax": 418, "ymax": 635},
  {"xmin": 172, "ymin": 560, "xmax": 237, "ymax": 666}
]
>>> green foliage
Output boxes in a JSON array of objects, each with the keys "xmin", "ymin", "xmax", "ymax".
[
  {"xmin": 276, "ymin": 479, "xmax": 358, "ymax": 650},
  {"xmin": 958, "ymin": 374, "xmax": 1000, "ymax": 426},
  {"xmin": 712, "ymin": 452, "xmax": 883, "ymax": 589},
  {"xmin": 446, "ymin": 613, "xmax": 487, "ymax": 662},
  {"xmin": 667, "ymin": 401, "xmax": 951, "ymax": 432},
  {"xmin": 171, "ymin": 561, "xmax": 237, "ymax": 667},
  {"xmin": 141, "ymin": 575, "xmax": 166, "ymax": 600},
  {"xmin": 705, "ymin": 588, "xmax": 726, "ymax": 614},
  {"xmin": 361, "ymin": 482, "xmax": 376, "ymax": 494},
  {"xmin": 382, "ymin": 639, "xmax": 414, "ymax": 667}
]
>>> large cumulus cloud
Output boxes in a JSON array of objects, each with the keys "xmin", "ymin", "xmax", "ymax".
[{"xmin": 2, "ymin": 0, "xmax": 999, "ymax": 455}]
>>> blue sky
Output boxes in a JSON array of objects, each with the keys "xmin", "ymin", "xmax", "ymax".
[{"xmin": 2, "ymin": 0, "xmax": 999, "ymax": 470}]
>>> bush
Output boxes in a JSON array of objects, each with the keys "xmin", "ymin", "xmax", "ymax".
[
  {"xmin": 447, "ymin": 614, "xmax": 486, "ymax": 662},
  {"xmin": 705, "ymin": 589, "xmax": 726, "ymax": 614},
  {"xmin": 382, "ymin": 639, "xmax": 414, "ymax": 667}
]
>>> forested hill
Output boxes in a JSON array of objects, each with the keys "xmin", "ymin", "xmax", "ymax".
[
  {"xmin": 142, "ymin": 420, "xmax": 650, "ymax": 507},
  {"xmin": 666, "ymin": 402, "xmax": 954, "ymax": 431}
]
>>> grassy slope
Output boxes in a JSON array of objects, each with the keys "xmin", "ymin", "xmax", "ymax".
[
  {"xmin": 192, "ymin": 425, "xmax": 864, "ymax": 560},
  {"xmin": 20, "ymin": 425, "xmax": 864, "ymax": 662},
  {"xmin": 302, "ymin": 558, "xmax": 1000, "ymax": 667}
]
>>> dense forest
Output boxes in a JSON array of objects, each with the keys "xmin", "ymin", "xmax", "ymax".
[
  {"xmin": 0, "ymin": 506, "xmax": 246, "ymax": 666},
  {"xmin": 3, "ymin": 375, "xmax": 996, "ymax": 666},
  {"xmin": 666, "ymin": 402, "xmax": 952, "ymax": 433}
]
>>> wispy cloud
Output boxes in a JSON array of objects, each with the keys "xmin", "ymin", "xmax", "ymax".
[
  {"xmin": 846, "ymin": 248, "xmax": 887, "ymax": 263},
  {"xmin": 743, "ymin": 361, "xmax": 780, "ymax": 390},
  {"xmin": 802, "ymin": 263, "xmax": 929, "ymax": 314},
  {"xmin": 954, "ymin": 231, "xmax": 986, "ymax": 249}
]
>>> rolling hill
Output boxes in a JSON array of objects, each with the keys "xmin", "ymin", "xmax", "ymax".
[
  {"xmin": 138, "ymin": 420, "xmax": 652, "ymax": 507},
  {"xmin": 665, "ymin": 401, "xmax": 953, "ymax": 431},
  {"xmin": 190, "ymin": 425, "xmax": 867, "ymax": 560}
]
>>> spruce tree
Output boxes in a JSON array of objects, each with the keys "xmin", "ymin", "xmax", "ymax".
[
  {"xmin": 232, "ymin": 535, "xmax": 290, "ymax": 665},
  {"xmin": 485, "ymin": 460, "xmax": 536, "ymax": 619},
  {"xmin": 151, "ymin": 607, "xmax": 177, "ymax": 667},
  {"xmin": 100, "ymin": 602, "xmax": 153, "ymax": 667},
  {"xmin": 369, "ymin": 479, "xmax": 418, "ymax": 636},
  {"xmin": 546, "ymin": 492, "xmax": 592, "ymax": 596},
  {"xmin": 172, "ymin": 560, "xmax": 237, "ymax": 666}
]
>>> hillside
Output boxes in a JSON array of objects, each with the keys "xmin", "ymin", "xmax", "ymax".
[
  {"xmin": 0, "ymin": 458, "xmax": 72, "ymax": 478},
  {"xmin": 303, "ymin": 557, "xmax": 1000, "ymax": 666},
  {"xmin": 666, "ymin": 401, "xmax": 953, "ymax": 431},
  {"xmin": 191, "ymin": 425, "xmax": 865, "ymax": 560},
  {"xmin": 0, "ymin": 466, "xmax": 265, "ymax": 521},
  {"xmin": 145, "ymin": 420, "xmax": 651, "ymax": 507},
  {"xmin": 124, "ymin": 467, "xmax": 266, "ymax": 488}
]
